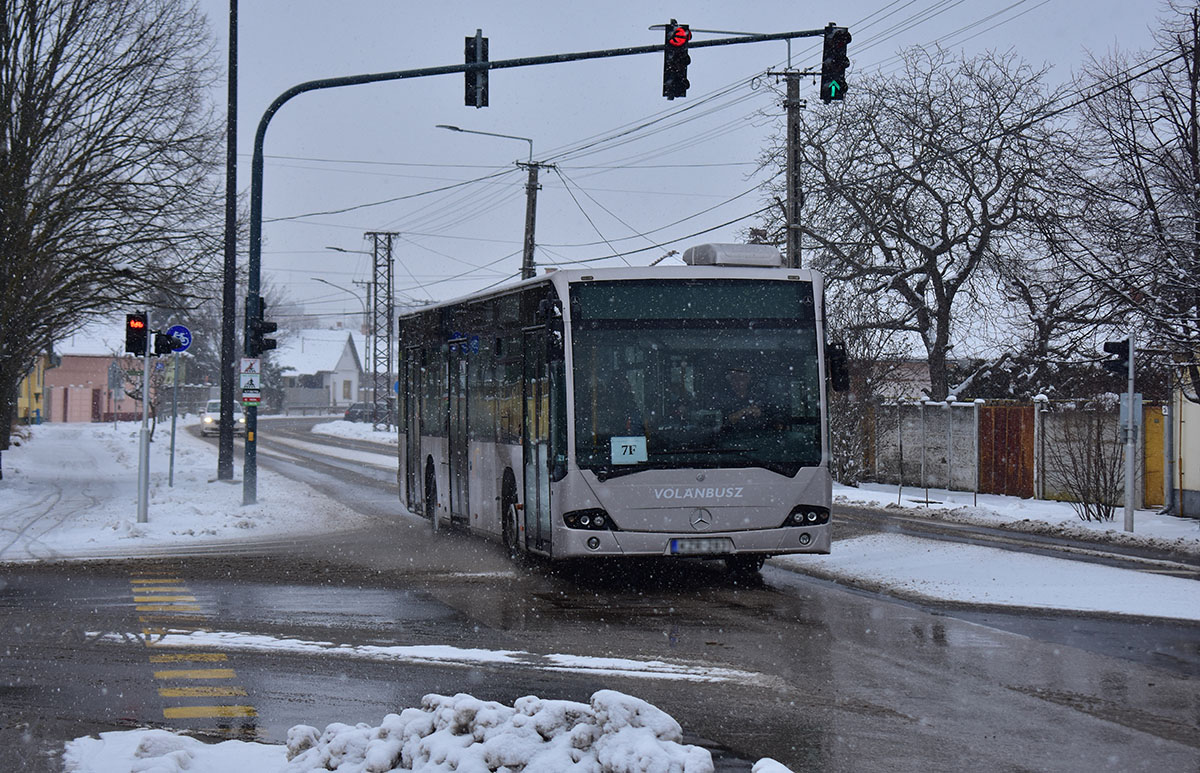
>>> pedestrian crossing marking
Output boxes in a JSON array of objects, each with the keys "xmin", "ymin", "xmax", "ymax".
[
  {"xmin": 163, "ymin": 706, "xmax": 257, "ymax": 719},
  {"xmin": 154, "ymin": 668, "xmax": 237, "ymax": 680},
  {"xmin": 129, "ymin": 573, "xmax": 257, "ymax": 726},
  {"xmin": 159, "ymin": 686, "xmax": 248, "ymax": 698}
]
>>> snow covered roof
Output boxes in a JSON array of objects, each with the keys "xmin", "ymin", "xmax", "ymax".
[{"xmin": 273, "ymin": 329, "xmax": 363, "ymax": 376}]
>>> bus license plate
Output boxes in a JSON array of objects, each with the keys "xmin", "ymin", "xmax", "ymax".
[{"xmin": 670, "ymin": 538, "xmax": 734, "ymax": 555}]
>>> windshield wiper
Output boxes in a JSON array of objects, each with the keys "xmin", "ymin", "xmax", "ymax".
[{"xmin": 594, "ymin": 464, "xmax": 655, "ymax": 481}]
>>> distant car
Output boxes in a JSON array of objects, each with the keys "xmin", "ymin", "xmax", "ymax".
[
  {"xmin": 344, "ymin": 402, "xmax": 372, "ymax": 422},
  {"xmin": 199, "ymin": 399, "xmax": 245, "ymax": 437}
]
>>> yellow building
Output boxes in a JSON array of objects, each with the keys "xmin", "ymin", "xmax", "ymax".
[{"xmin": 16, "ymin": 353, "xmax": 54, "ymax": 424}]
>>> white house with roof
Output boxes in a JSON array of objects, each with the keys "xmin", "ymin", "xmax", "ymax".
[{"xmin": 273, "ymin": 329, "xmax": 365, "ymax": 409}]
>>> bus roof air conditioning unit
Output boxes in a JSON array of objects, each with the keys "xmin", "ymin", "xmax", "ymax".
[{"xmin": 681, "ymin": 243, "xmax": 783, "ymax": 267}]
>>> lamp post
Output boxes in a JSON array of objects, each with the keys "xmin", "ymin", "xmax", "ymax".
[{"xmin": 436, "ymin": 124, "xmax": 548, "ymax": 280}]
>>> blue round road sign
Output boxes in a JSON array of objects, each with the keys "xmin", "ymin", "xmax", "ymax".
[{"xmin": 165, "ymin": 324, "xmax": 192, "ymax": 353}]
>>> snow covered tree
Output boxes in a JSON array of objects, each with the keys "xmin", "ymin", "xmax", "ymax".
[
  {"xmin": 755, "ymin": 47, "xmax": 1074, "ymax": 400},
  {"xmin": 0, "ymin": 0, "xmax": 223, "ymax": 467}
]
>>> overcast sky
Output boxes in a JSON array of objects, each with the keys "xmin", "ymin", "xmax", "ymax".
[{"xmin": 196, "ymin": 0, "xmax": 1160, "ymax": 325}]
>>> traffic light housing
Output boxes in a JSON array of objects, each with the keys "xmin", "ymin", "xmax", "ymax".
[
  {"xmin": 246, "ymin": 295, "xmax": 278, "ymax": 357},
  {"xmin": 820, "ymin": 24, "xmax": 851, "ymax": 103},
  {"xmin": 153, "ymin": 332, "xmax": 181, "ymax": 356},
  {"xmin": 464, "ymin": 29, "xmax": 488, "ymax": 108},
  {"xmin": 662, "ymin": 20, "xmax": 691, "ymax": 100},
  {"xmin": 125, "ymin": 313, "xmax": 148, "ymax": 355},
  {"xmin": 1102, "ymin": 339, "xmax": 1130, "ymax": 374}
]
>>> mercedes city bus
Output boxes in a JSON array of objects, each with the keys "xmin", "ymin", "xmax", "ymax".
[{"xmin": 397, "ymin": 243, "xmax": 841, "ymax": 571}]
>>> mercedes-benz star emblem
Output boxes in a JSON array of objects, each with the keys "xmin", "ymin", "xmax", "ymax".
[{"xmin": 690, "ymin": 508, "xmax": 712, "ymax": 531}]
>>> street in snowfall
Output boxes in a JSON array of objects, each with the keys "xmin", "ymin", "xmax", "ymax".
[{"xmin": 0, "ymin": 419, "xmax": 1197, "ymax": 772}]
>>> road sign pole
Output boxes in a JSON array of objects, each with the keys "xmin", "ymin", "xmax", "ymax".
[{"xmin": 169, "ymin": 351, "xmax": 179, "ymax": 487}]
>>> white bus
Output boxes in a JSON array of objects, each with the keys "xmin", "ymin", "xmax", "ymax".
[{"xmin": 398, "ymin": 243, "xmax": 841, "ymax": 572}]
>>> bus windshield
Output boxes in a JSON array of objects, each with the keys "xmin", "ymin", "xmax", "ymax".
[{"xmin": 570, "ymin": 279, "xmax": 821, "ymax": 478}]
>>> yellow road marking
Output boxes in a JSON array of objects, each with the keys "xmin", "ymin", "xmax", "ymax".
[
  {"xmin": 154, "ymin": 668, "xmax": 236, "ymax": 680},
  {"xmin": 131, "ymin": 587, "xmax": 190, "ymax": 593},
  {"xmin": 130, "ymin": 577, "xmax": 183, "ymax": 582},
  {"xmin": 133, "ymin": 595, "xmax": 197, "ymax": 602},
  {"xmin": 136, "ymin": 605, "xmax": 202, "ymax": 612},
  {"xmin": 158, "ymin": 686, "xmax": 248, "ymax": 698},
  {"xmin": 163, "ymin": 706, "xmax": 257, "ymax": 719},
  {"xmin": 149, "ymin": 653, "xmax": 228, "ymax": 663},
  {"xmin": 139, "ymin": 616, "xmax": 209, "ymax": 624}
]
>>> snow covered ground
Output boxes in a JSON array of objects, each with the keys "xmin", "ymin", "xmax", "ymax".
[{"xmin": 3, "ymin": 419, "xmax": 1199, "ymax": 771}]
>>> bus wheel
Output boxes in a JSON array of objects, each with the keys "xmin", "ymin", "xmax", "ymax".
[
  {"xmin": 501, "ymin": 500, "xmax": 520, "ymax": 558},
  {"xmin": 725, "ymin": 555, "xmax": 765, "ymax": 575}
]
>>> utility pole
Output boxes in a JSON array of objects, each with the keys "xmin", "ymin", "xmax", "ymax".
[
  {"xmin": 784, "ymin": 72, "xmax": 803, "ymax": 269},
  {"xmin": 519, "ymin": 161, "xmax": 548, "ymax": 280},
  {"xmin": 765, "ymin": 68, "xmax": 805, "ymax": 268},
  {"xmin": 367, "ymin": 232, "xmax": 396, "ymax": 431},
  {"xmin": 217, "ymin": 0, "xmax": 238, "ymax": 480}
]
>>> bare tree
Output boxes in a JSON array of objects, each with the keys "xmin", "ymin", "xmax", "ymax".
[
  {"xmin": 756, "ymin": 47, "xmax": 1073, "ymax": 400},
  {"xmin": 0, "ymin": 0, "xmax": 223, "ymax": 470},
  {"xmin": 1044, "ymin": 406, "xmax": 1125, "ymax": 522},
  {"xmin": 1068, "ymin": 2, "xmax": 1200, "ymax": 398}
]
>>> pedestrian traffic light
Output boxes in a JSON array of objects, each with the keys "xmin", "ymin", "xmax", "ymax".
[
  {"xmin": 125, "ymin": 313, "xmax": 148, "ymax": 355},
  {"xmin": 820, "ymin": 24, "xmax": 851, "ymax": 103},
  {"xmin": 464, "ymin": 29, "xmax": 488, "ymax": 108},
  {"xmin": 662, "ymin": 20, "xmax": 691, "ymax": 100},
  {"xmin": 1102, "ymin": 338, "xmax": 1131, "ymax": 374},
  {"xmin": 153, "ymin": 332, "xmax": 180, "ymax": 356},
  {"xmin": 246, "ymin": 295, "xmax": 278, "ymax": 357}
]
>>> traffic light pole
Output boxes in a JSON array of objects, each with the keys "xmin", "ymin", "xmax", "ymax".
[
  {"xmin": 242, "ymin": 26, "xmax": 829, "ymax": 505},
  {"xmin": 137, "ymin": 312, "xmax": 152, "ymax": 523}
]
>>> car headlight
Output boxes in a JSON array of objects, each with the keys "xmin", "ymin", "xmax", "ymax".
[
  {"xmin": 203, "ymin": 416, "xmax": 214, "ymax": 423},
  {"xmin": 238, "ymin": 416, "xmax": 245, "ymax": 423}
]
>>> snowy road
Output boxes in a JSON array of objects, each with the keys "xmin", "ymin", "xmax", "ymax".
[{"xmin": 2, "ymin": 420, "xmax": 1198, "ymax": 772}]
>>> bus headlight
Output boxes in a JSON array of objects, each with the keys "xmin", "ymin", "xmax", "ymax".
[
  {"xmin": 783, "ymin": 506, "xmax": 829, "ymax": 527},
  {"xmin": 563, "ymin": 508, "xmax": 617, "ymax": 531}
]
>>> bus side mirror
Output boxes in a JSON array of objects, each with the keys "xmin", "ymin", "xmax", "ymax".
[
  {"xmin": 547, "ymin": 319, "xmax": 564, "ymax": 362},
  {"xmin": 828, "ymin": 341, "xmax": 850, "ymax": 392}
]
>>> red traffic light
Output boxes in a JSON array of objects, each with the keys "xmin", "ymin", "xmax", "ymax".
[
  {"xmin": 128, "ymin": 317, "xmax": 146, "ymax": 329},
  {"xmin": 667, "ymin": 25, "xmax": 691, "ymax": 47}
]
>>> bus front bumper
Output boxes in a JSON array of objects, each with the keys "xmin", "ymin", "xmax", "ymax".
[{"xmin": 554, "ymin": 524, "xmax": 831, "ymax": 559}]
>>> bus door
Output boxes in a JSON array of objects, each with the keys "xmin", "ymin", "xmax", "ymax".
[
  {"xmin": 403, "ymin": 349, "xmax": 421, "ymax": 513},
  {"xmin": 522, "ymin": 328, "xmax": 551, "ymax": 552},
  {"xmin": 448, "ymin": 337, "xmax": 469, "ymax": 523}
]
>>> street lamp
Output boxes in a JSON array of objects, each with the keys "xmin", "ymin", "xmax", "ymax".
[{"xmin": 436, "ymin": 123, "xmax": 546, "ymax": 280}]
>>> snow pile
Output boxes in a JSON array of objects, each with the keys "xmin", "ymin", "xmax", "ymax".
[
  {"xmin": 282, "ymin": 690, "xmax": 714, "ymax": 773},
  {"xmin": 63, "ymin": 690, "xmax": 793, "ymax": 772}
]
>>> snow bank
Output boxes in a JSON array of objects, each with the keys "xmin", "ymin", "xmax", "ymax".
[{"xmin": 63, "ymin": 690, "xmax": 767, "ymax": 773}]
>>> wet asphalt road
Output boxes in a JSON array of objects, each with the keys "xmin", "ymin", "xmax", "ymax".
[{"xmin": 0, "ymin": 417, "xmax": 1197, "ymax": 772}]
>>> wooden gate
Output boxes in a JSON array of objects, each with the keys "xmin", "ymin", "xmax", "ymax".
[{"xmin": 978, "ymin": 405, "xmax": 1035, "ymax": 498}]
